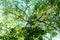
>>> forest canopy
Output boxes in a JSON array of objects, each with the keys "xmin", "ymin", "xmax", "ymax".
[{"xmin": 0, "ymin": 0, "xmax": 60, "ymax": 40}]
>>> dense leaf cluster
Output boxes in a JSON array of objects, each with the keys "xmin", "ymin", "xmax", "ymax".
[{"xmin": 0, "ymin": 0, "xmax": 60, "ymax": 40}]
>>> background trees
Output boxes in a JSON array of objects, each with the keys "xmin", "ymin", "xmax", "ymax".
[{"xmin": 0, "ymin": 0, "xmax": 60, "ymax": 40}]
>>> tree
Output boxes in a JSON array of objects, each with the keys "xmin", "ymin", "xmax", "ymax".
[{"xmin": 0, "ymin": 0, "xmax": 60, "ymax": 40}]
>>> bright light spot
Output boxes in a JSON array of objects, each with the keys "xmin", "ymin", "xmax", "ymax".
[
  {"xmin": 0, "ymin": 30, "xmax": 5, "ymax": 36},
  {"xmin": 0, "ymin": 17, "xmax": 3, "ymax": 21},
  {"xmin": 52, "ymin": 34, "xmax": 60, "ymax": 40},
  {"xmin": 7, "ymin": 25, "xmax": 10, "ymax": 28},
  {"xmin": 0, "ymin": 13, "xmax": 2, "ymax": 16},
  {"xmin": 46, "ymin": 33, "xmax": 51, "ymax": 38},
  {"xmin": 23, "ymin": 3, "xmax": 26, "ymax": 7},
  {"xmin": 0, "ymin": 10, "xmax": 3, "ymax": 13}
]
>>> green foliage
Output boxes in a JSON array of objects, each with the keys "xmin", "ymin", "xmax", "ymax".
[
  {"xmin": 0, "ymin": 0, "xmax": 60, "ymax": 40},
  {"xmin": 57, "ymin": 1, "xmax": 60, "ymax": 8}
]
